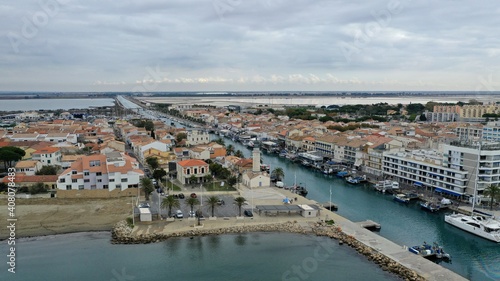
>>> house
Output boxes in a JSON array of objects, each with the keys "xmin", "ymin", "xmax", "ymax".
[
  {"xmin": 189, "ymin": 146, "xmax": 211, "ymax": 160},
  {"xmin": 176, "ymin": 159, "xmax": 210, "ymax": 185},
  {"xmin": 32, "ymin": 147, "xmax": 62, "ymax": 166},
  {"xmin": 56, "ymin": 152, "xmax": 143, "ymax": 191},
  {"xmin": 186, "ymin": 129, "xmax": 210, "ymax": 146},
  {"xmin": 15, "ymin": 160, "xmax": 43, "ymax": 176},
  {"xmin": 241, "ymin": 171, "xmax": 270, "ymax": 188}
]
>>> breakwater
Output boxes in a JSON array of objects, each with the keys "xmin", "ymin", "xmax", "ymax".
[{"xmin": 112, "ymin": 220, "xmax": 424, "ymax": 281}]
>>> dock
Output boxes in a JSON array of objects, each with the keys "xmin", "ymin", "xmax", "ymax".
[
  {"xmin": 356, "ymin": 220, "xmax": 381, "ymax": 230},
  {"xmin": 322, "ymin": 201, "xmax": 338, "ymax": 211}
]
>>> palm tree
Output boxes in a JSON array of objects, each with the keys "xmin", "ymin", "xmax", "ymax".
[
  {"xmin": 234, "ymin": 150, "xmax": 244, "ymax": 158},
  {"xmin": 226, "ymin": 144, "xmax": 234, "ymax": 156},
  {"xmin": 140, "ymin": 177, "xmax": 154, "ymax": 201},
  {"xmin": 161, "ymin": 195, "xmax": 180, "ymax": 217},
  {"xmin": 234, "ymin": 197, "xmax": 246, "ymax": 217},
  {"xmin": 186, "ymin": 197, "xmax": 200, "ymax": 212},
  {"xmin": 484, "ymin": 184, "xmax": 500, "ymax": 210},
  {"xmin": 271, "ymin": 167, "xmax": 285, "ymax": 181},
  {"xmin": 206, "ymin": 196, "xmax": 219, "ymax": 217}
]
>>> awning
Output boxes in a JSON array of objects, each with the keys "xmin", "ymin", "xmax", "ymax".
[
  {"xmin": 435, "ymin": 187, "xmax": 463, "ymax": 197},
  {"xmin": 413, "ymin": 182, "xmax": 423, "ymax": 186}
]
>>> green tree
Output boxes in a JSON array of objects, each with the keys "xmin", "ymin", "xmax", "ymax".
[
  {"xmin": 176, "ymin": 132, "xmax": 187, "ymax": 143},
  {"xmin": 186, "ymin": 197, "xmax": 200, "ymax": 212},
  {"xmin": 161, "ymin": 195, "xmax": 180, "ymax": 217},
  {"xmin": 226, "ymin": 144, "xmax": 234, "ymax": 156},
  {"xmin": 484, "ymin": 184, "xmax": 500, "ymax": 210},
  {"xmin": 153, "ymin": 169, "xmax": 167, "ymax": 184},
  {"xmin": 215, "ymin": 138, "xmax": 225, "ymax": 146},
  {"xmin": 227, "ymin": 175, "xmax": 237, "ymax": 187},
  {"xmin": 36, "ymin": 165, "xmax": 59, "ymax": 175},
  {"xmin": 140, "ymin": 177, "xmax": 154, "ymax": 201},
  {"xmin": 146, "ymin": 157, "xmax": 159, "ymax": 171},
  {"xmin": 234, "ymin": 196, "xmax": 246, "ymax": 217},
  {"xmin": 234, "ymin": 150, "xmax": 244, "ymax": 158},
  {"xmin": 271, "ymin": 167, "xmax": 285, "ymax": 181},
  {"xmin": 0, "ymin": 146, "xmax": 26, "ymax": 169},
  {"xmin": 204, "ymin": 174, "xmax": 213, "ymax": 185},
  {"xmin": 28, "ymin": 182, "xmax": 47, "ymax": 195},
  {"xmin": 144, "ymin": 120, "xmax": 155, "ymax": 131},
  {"xmin": 419, "ymin": 114, "xmax": 427, "ymax": 121},
  {"xmin": 189, "ymin": 175, "xmax": 197, "ymax": 185},
  {"xmin": 206, "ymin": 195, "xmax": 219, "ymax": 217}
]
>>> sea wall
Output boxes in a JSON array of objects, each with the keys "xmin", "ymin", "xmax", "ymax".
[{"xmin": 111, "ymin": 220, "xmax": 425, "ymax": 281}]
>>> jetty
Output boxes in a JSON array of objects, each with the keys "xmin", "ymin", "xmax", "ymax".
[
  {"xmin": 117, "ymin": 185, "xmax": 467, "ymax": 281},
  {"xmin": 356, "ymin": 220, "xmax": 381, "ymax": 230}
]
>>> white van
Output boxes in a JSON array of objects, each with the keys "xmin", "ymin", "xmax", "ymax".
[{"xmin": 275, "ymin": 181, "xmax": 284, "ymax": 188}]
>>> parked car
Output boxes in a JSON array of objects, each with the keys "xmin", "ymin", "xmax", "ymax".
[
  {"xmin": 139, "ymin": 203, "xmax": 150, "ymax": 208},
  {"xmin": 190, "ymin": 193, "xmax": 197, "ymax": 198},
  {"xmin": 275, "ymin": 181, "xmax": 284, "ymax": 188},
  {"xmin": 196, "ymin": 212, "xmax": 205, "ymax": 220},
  {"xmin": 178, "ymin": 193, "xmax": 185, "ymax": 199},
  {"xmin": 175, "ymin": 210, "xmax": 184, "ymax": 218},
  {"xmin": 188, "ymin": 210, "xmax": 196, "ymax": 217},
  {"xmin": 217, "ymin": 199, "xmax": 225, "ymax": 205},
  {"xmin": 244, "ymin": 210, "xmax": 253, "ymax": 217}
]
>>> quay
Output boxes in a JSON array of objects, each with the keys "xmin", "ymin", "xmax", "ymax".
[
  {"xmin": 117, "ymin": 186, "xmax": 467, "ymax": 281},
  {"xmin": 356, "ymin": 220, "xmax": 381, "ymax": 230}
]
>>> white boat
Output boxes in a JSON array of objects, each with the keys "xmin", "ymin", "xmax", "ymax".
[
  {"xmin": 444, "ymin": 141, "xmax": 500, "ymax": 243},
  {"xmin": 445, "ymin": 214, "xmax": 500, "ymax": 242},
  {"xmin": 374, "ymin": 180, "xmax": 399, "ymax": 193}
]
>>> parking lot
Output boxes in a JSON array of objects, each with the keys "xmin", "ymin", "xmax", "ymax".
[{"xmin": 145, "ymin": 193, "xmax": 249, "ymax": 219}]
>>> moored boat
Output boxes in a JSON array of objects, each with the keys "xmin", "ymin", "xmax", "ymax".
[
  {"xmin": 408, "ymin": 242, "xmax": 451, "ymax": 260},
  {"xmin": 420, "ymin": 201, "xmax": 440, "ymax": 212},
  {"xmin": 393, "ymin": 193, "xmax": 410, "ymax": 204}
]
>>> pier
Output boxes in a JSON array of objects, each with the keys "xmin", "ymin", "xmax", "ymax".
[{"xmin": 356, "ymin": 220, "xmax": 381, "ymax": 230}]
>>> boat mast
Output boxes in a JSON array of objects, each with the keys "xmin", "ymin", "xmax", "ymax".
[{"xmin": 471, "ymin": 140, "xmax": 482, "ymax": 215}]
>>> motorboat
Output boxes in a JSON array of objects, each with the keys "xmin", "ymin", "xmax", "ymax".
[
  {"xmin": 374, "ymin": 180, "xmax": 399, "ymax": 193},
  {"xmin": 345, "ymin": 175, "xmax": 367, "ymax": 185},
  {"xmin": 393, "ymin": 193, "xmax": 410, "ymax": 204},
  {"xmin": 420, "ymin": 201, "xmax": 440, "ymax": 212},
  {"xmin": 408, "ymin": 242, "xmax": 451, "ymax": 260}
]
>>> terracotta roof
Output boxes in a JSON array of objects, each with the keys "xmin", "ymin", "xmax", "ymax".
[
  {"xmin": 177, "ymin": 159, "xmax": 208, "ymax": 167},
  {"xmin": 33, "ymin": 147, "xmax": 60, "ymax": 154},
  {"xmin": 2, "ymin": 175, "xmax": 58, "ymax": 183},
  {"xmin": 15, "ymin": 160, "xmax": 40, "ymax": 169}
]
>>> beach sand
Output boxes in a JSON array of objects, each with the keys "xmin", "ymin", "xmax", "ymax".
[{"xmin": 0, "ymin": 197, "xmax": 132, "ymax": 239}]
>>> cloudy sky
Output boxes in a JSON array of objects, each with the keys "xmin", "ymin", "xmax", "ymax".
[{"xmin": 1, "ymin": 0, "xmax": 500, "ymax": 92}]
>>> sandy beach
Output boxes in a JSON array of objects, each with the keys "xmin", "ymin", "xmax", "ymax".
[{"xmin": 0, "ymin": 197, "xmax": 132, "ymax": 239}]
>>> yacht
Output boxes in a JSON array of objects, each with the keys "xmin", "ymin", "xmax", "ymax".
[{"xmin": 444, "ymin": 142, "xmax": 500, "ymax": 243}]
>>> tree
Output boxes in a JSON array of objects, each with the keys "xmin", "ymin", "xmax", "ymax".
[
  {"xmin": 28, "ymin": 182, "xmax": 47, "ymax": 195},
  {"xmin": 226, "ymin": 144, "xmax": 234, "ymax": 156},
  {"xmin": 153, "ymin": 169, "xmax": 167, "ymax": 184},
  {"xmin": 189, "ymin": 175, "xmax": 197, "ymax": 185},
  {"xmin": 204, "ymin": 174, "xmax": 213, "ymax": 185},
  {"xmin": 234, "ymin": 196, "xmax": 246, "ymax": 217},
  {"xmin": 484, "ymin": 184, "xmax": 500, "ymax": 210},
  {"xmin": 234, "ymin": 150, "xmax": 244, "ymax": 158},
  {"xmin": 227, "ymin": 175, "xmax": 237, "ymax": 187},
  {"xmin": 206, "ymin": 196, "xmax": 219, "ymax": 217},
  {"xmin": 271, "ymin": 167, "xmax": 285, "ymax": 181},
  {"xmin": 176, "ymin": 132, "xmax": 187, "ymax": 143},
  {"xmin": 146, "ymin": 157, "xmax": 159, "ymax": 171},
  {"xmin": 161, "ymin": 195, "xmax": 180, "ymax": 217},
  {"xmin": 186, "ymin": 197, "xmax": 200, "ymax": 212},
  {"xmin": 0, "ymin": 146, "xmax": 25, "ymax": 169},
  {"xmin": 150, "ymin": 130, "xmax": 156, "ymax": 139},
  {"xmin": 215, "ymin": 138, "xmax": 225, "ymax": 146},
  {"xmin": 36, "ymin": 165, "xmax": 59, "ymax": 175},
  {"xmin": 140, "ymin": 177, "xmax": 154, "ymax": 201},
  {"xmin": 419, "ymin": 114, "xmax": 427, "ymax": 121},
  {"xmin": 144, "ymin": 120, "xmax": 155, "ymax": 131}
]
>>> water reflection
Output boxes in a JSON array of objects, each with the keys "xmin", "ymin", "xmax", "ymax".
[{"xmin": 234, "ymin": 234, "xmax": 247, "ymax": 246}]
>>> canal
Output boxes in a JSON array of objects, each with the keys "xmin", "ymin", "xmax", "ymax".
[{"xmin": 216, "ymin": 135, "xmax": 500, "ymax": 281}]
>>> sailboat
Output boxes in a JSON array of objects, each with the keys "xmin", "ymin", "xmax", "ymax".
[{"xmin": 444, "ymin": 142, "xmax": 500, "ymax": 242}]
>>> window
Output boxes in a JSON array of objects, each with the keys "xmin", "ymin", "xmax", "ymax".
[
  {"xmin": 60, "ymin": 178, "xmax": 65, "ymax": 183},
  {"xmin": 72, "ymin": 179, "xmax": 77, "ymax": 183},
  {"xmin": 121, "ymin": 178, "xmax": 127, "ymax": 182},
  {"xmin": 66, "ymin": 185, "xmax": 71, "ymax": 190},
  {"xmin": 72, "ymin": 170, "xmax": 77, "ymax": 174},
  {"xmin": 97, "ymin": 179, "xmax": 102, "ymax": 183},
  {"xmin": 110, "ymin": 179, "xmax": 115, "ymax": 182},
  {"xmin": 103, "ymin": 185, "xmax": 108, "ymax": 189},
  {"xmin": 84, "ymin": 179, "xmax": 90, "ymax": 183},
  {"xmin": 96, "ymin": 172, "xmax": 102, "ymax": 176},
  {"xmin": 78, "ymin": 185, "xmax": 84, "ymax": 190},
  {"xmin": 84, "ymin": 171, "xmax": 89, "ymax": 176},
  {"xmin": 47, "ymin": 160, "xmax": 51, "ymax": 164},
  {"xmin": 89, "ymin": 160, "xmax": 100, "ymax": 167}
]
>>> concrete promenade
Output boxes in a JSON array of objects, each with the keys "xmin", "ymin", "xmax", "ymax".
[{"xmin": 132, "ymin": 185, "xmax": 467, "ymax": 281}]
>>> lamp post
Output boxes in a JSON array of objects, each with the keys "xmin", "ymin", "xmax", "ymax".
[{"xmin": 132, "ymin": 196, "xmax": 135, "ymax": 225}]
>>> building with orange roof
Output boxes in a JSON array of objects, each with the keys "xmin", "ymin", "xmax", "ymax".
[
  {"xmin": 176, "ymin": 159, "xmax": 209, "ymax": 185},
  {"xmin": 1, "ymin": 174, "xmax": 59, "ymax": 190},
  {"xmin": 56, "ymin": 151, "xmax": 143, "ymax": 191},
  {"xmin": 15, "ymin": 160, "xmax": 43, "ymax": 176},
  {"xmin": 32, "ymin": 147, "xmax": 62, "ymax": 166}
]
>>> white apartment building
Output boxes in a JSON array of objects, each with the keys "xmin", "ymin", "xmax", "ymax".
[
  {"xmin": 383, "ymin": 149, "xmax": 469, "ymax": 197},
  {"xmin": 32, "ymin": 147, "xmax": 62, "ymax": 166},
  {"xmin": 57, "ymin": 152, "xmax": 143, "ymax": 191}
]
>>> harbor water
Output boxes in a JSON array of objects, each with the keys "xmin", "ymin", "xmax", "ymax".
[
  {"xmin": 1, "ymin": 232, "xmax": 400, "ymax": 281},
  {"xmin": 218, "ymin": 136, "xmax": 500, "ymax": 281}
]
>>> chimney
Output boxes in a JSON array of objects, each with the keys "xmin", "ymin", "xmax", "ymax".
[{"xmin": 252, "ymin": 148, "xmax": 260, "ymax": 172}]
